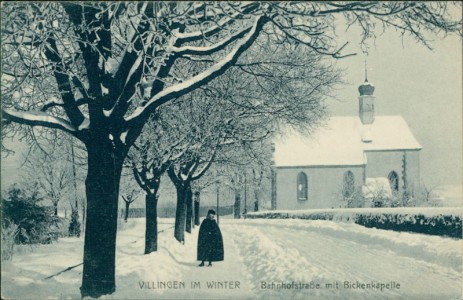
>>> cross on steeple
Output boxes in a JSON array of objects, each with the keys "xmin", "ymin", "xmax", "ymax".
[{"xmin": 364, "ymin": 60, "xmax": 368, "ymax": 82}]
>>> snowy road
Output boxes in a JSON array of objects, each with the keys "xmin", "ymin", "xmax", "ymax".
[
  {"xmin": 118, "ymin": 218, "xmax": 462, "ymax": 299},
  {"xmin": 1, "ymin": 217, "xmax": 462, "ymax": 299},
  {"xmin": 226, "ymin": 219, "xmax": 462, "ymax": 300}
]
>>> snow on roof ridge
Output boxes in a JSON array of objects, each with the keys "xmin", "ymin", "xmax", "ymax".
[{"xmin": 274, "ymin": 115, "xmax": 422, "ymax": 167}]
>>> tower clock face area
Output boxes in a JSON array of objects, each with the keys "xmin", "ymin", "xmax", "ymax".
[
  {"xmin": 359, "ymin": 94, "xmax": 375, "ymax": 125},
  {"xmin": 360, "ymin": 101, "xmax": 375, "ymax": 112},
  {"xmin": 363, "ymin": 103, "xmax": 373, "ymax": 112},
  {"xmin": 359, "ymin": 97, "xmax": 375, "ymax": 112}
]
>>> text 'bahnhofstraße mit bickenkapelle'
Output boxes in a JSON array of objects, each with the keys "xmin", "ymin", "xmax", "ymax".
[{"xmin": 261, "ymin": 281, "xmax": 400, "ymax": 291}]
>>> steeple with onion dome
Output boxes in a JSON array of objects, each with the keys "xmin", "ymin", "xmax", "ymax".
[
  {"xmin": 358, "ymin": 61, "xmax": 375, "ymax": 143},
  {"xmin": 358, "ymin": 61, "xmax": 375, "ymax": 126}
]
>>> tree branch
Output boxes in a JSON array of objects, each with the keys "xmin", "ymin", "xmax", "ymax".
[
  {"xmin": 61, "ymin": 3, "xmax": 105, "ymax": 103},
  {"xmin": 167, "ymin": 164, "xmax": 182, "ymax": 186},
  {"xmin": 43, "ymin": 37, "xmax": 85, "ymax": 127},
  {"xmin": 2, "ymin": 108, "xmax": 78, "ymax": 136},
  {"xmin": 40, "ymin": 98, "xmax": 89, "ymax": 112},
  {"xmin": 191, "ymin": 150, "xmax": 216, "ymax": 181},
  {"xmin": 132, "ymin": 163, "xmax": 150, "ymax": 194},
  {"xmin": 169, "ymin": 23, "xmax": 254, "ymax": 57},
  {"xmin": 124, "ymin": 15, "xmax": 268, "ymax": 145},
  {"xmin": 175, "ymin": 2, "xmax": 260, "ymax": 44}
]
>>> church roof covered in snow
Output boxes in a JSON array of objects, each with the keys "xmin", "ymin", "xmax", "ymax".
[{"xmin": 273, "ymin": 116, "xmax": 422, "ymax": 167}]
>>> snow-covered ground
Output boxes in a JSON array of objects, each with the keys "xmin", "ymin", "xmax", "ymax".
[{"xmin": 2, "ymin": 217, "xmax": 462, "ymax": 300}]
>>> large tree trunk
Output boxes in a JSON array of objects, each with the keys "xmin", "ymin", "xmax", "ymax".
[
  {"xmin": 185, "ymin": 186, "xmax": 193, "ymax": 233},
  {"xmin": 80, "ymin": 140, "xmax": 124, "ymax": 298},
  {"xmin": 144, "ymin": 192, "xmax": 159, "ymax": 254},
  {"xmin": 174, "ymin": 183, "xmax": 188, "ymax": 242}
]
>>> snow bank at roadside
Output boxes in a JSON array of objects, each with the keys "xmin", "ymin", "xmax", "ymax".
[
  {"xmin": 248, "ymin": 207, "xmax": 463, "ymax": 219},
  {"xmin": 229, "ymin": 225, "xmax": 331, "ymax": 299},
  {"xmin": 113, "ymin": 219, "xmax": 196, "ymax": 299},
  {"xmin": 247, "ymin": 207, "xmax": 463, "ymax": 238}
]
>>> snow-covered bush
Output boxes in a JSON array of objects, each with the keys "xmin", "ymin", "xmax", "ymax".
[
  {"xmin": 355, "ymin": 213, "xmax": 461, "ymax": 238},
  {"xmin": 386, "ymin": 191, "xmax": 403, "ymax": 207},
  {"xmin": 68, "ymin": 209, "xmax": 81, "ymax": 237},
  {"xmin": 331, "ymin": 185, "xmax": 364, "ymax": 209},
  {"xmin": 362, "ymin": 178, "xmax": 392, "ymax": 207},
  {"xmin": 247, "ymin": 207, "xmax": 462, "ymax": 238},
  {"xmin": 1, "ymin": 219, "xmax": 18, "ymax": 261},
  {"xmin": 2, "ymin": 184, "xmax": 64, "ymax": 244}
]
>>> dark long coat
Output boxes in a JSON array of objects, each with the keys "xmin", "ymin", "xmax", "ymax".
[{"xmin": 197, "ymin": 218, "xmax": 224, "ymax": 261}]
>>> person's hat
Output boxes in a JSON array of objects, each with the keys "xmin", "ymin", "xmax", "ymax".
[{"xmin": 207, "ymin": 209, "xmax": 216, "ymax": 215}]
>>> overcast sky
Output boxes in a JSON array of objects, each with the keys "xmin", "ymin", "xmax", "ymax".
[{"xmin": 326, "ymin": 23, "xmax": 462, "ymax": 188}]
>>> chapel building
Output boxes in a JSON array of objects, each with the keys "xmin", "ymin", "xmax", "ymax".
[{"xmin": 271, "ymin": 76, "xmax": 422, "ymax": 209}]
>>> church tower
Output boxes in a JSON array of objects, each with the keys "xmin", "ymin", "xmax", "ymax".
[
  {"xmin": 358, "ymin": 64, "xmax": 375, "ymax": 125},
  {"xmin": 358, "ymin": 62, "xmax": 375, "ymax": 143}
]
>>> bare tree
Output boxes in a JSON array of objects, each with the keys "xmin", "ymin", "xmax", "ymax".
[
  {"xmin": 120, "ymin": 188, "xmax": 138, "ymax": 223},
  {"xmin": 2, "ymin": 2, "xmax": 460, "ymax": 297},
  {"xmin": 204, "ymin": 140, "xmax": 273, "ymax": 218},
  {"xmin": 168, "ymin": 149, "xmax": 216, "ymax": 242},
  {"xmin": 168, "ymin": 36, "xmax": 343, "ymax": 234},
  {"xmin": 191, "ymin": 171, "xmax": 221, "ymax": 226},
  {"xmin": 128, "ymin": 115, "xmax": 184, "ymax": 253},
  {"xmin": 251, "ymin": 166, "xmax": 266, "ymax": 212},
  {"xmin": 24, "ymin": 149, "xmax": 71, "ymax": 216},
  {"xmin": 421, "ymin": 182, "xmax": 441, "ymax": 203},
  {"xmin": 413, "ymin": 181, "xmax": 442, "ymax": 207},
  {"xmin": 231, "ymin": 172, "xmax": 245, "ymax": 219}
]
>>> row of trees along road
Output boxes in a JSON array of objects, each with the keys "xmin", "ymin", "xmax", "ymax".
[
  {"xmin": 2, "ymin": 2, "xmax": 461, "ymax": 298},
  {"xmin": 129, "ymin": 39, "xmax": 337, "ymax": 250}
]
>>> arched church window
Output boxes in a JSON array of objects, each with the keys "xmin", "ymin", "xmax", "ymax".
[
  {"xmin": 388, "ymin": 171, "xmax": 399, "ymax": 192},
  {"xmin": 342, "ymin": 171, "xmax": 355, "ymax": 199},
  {"xmin": 297, "ymin": 172, "xmax": 308, "ymax": 200}
]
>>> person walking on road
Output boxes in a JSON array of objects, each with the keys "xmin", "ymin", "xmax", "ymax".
[{"xmin": 197, "ymin": 209, "xmax": 224, "ymax": 267}]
